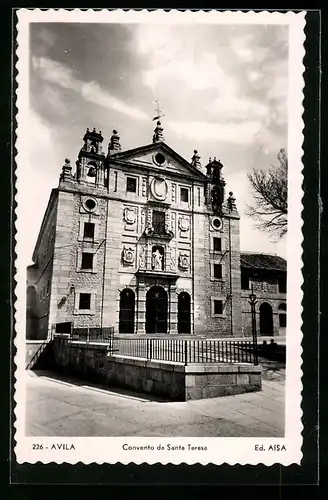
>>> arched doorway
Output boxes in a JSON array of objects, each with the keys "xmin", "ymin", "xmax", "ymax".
[
  {"xmin": 146, "ymin": 286, "xmax": 168, "ymax": 334},
  {"xmin": 119, "ymin": 289, "xmax": 135, "ymax": 333},
  {"xmin": 278, "ymin": 303, "xmax": 287, "ymax": 328},
  {"xmin": 259, "ymin": 302, "xmax": 274, "ymax": 336},
  {"xmin": 178, "ymin": 292, "xmax": 191, "ymax": 334}
]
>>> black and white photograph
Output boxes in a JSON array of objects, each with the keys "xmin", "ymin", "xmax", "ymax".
[{"xmin": 15, "ymin": 9, "xmax": 304, "ymax": 465}]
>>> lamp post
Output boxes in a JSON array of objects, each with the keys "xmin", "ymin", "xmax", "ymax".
[{"xmin": 248, "ymin": 285, "xmax": 258, "ymax": 365}]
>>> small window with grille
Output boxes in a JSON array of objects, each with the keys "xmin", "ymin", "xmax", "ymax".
[
  {"xmin": 213, "ymin": 264, "xmax": 222, "ymax": 279},
  {"xmin": 180, "ymin": 187, "xmax": 189, "ymax": 203},
  {"xmin": 81, "ymin": 252, "xmax": 94, "ymax": 270},
  {"xmin": 126, "ymin": 177, "xmax": 137, "ymax": 193},
  {"xmin": 153, "ymin": 210, "xmax": 166, "ymax": 234},
  {"xmin": 213, "ymin": 300, "xmax": 223, "ymax": 315},
  {"xmin": 79, "ymin": 293, "xmax": 91, "ymax": 310},
  {"xmin": 83, "ymin": 222, "xmax": 95, "ymax": 240},
  {"xmin": 213, "ymin": 237, "xmax": 222, "ymax": 252}
]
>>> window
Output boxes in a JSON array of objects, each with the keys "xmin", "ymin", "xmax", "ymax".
[
  {"xmin": 154, "ymin": 152, "xmax": 166, "ymax": 166},
  {"xmin": 81, "ymin": 252, "xmax": 93, "ymax": 270},
  {"xmin": 126, "ymin": 177, "xmax": 137, "ymax": 193},
  {"xmin": 180, "ymin": 187, "xmax": 189, "ymax": 203},
  {"xmin": 153, "ymin": 210, "xmax": 166, "ymax": 234},
  {"xmin": 278, "ymin": 276, "xmax": 286, "ymax": 293},
  {"xmin": 278, "ymin": 303, "xmax": 287, "ymax": 327},
  {"xmin": 213, "ymin": 237, "xmax": 222, "ymax": 252},
  {"xmin": 79, "ymin": 293, "xmax": 91, "ymax": 310},
  {"xmin": 213, "ymin": 264, "xmax": 222, "ymax": 279},
  {"xmin": 83, "ymin": 222, "xmax": 95, "ymax": 240},
  {"xmin": 241, "ymin": 274, "xmax": 250, "ymax": 290},
  {"xmin": 84, "ymin": 198, "xmax": 97, "ymax": 212},
  {"xmin": 279, "ymin": 313, "xmax": 287, "ymax": 327},
  {"xmin": 214, "ymin": 300, "xmax": 223, "ymax": 315}
]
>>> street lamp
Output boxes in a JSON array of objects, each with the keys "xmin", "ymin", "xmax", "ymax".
[{"xmin": 248, "ymin": 285, "xmax": 258, "ymax": 365}]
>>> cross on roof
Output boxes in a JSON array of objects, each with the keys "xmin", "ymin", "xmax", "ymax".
[{"xmin": 152, "ymin": 100, "xmax": 165, "ymax": 121}]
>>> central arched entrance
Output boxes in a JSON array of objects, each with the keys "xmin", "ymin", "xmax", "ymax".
[
  {"xmin": 178, "ymin": 292, "xmax": 191, "ymax": 334},
  {"xmin": 119, "ymin": 289, "xmax": 135, "ymax": 333},
  {"xmin": 146, "ymin": 286, "xmax": 168, "ymax": 334},
  {"xmin": 259, "ymin": 302, "xmax": 274, "ymax": 336}
]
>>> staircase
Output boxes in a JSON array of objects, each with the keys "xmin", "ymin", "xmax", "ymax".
[{"xmin": 26, "ymin": 339, "xmax": 53, "ymax": 370}]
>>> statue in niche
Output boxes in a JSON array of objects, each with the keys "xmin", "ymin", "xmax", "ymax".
[{"xmin": 152, "ymin": 248, "xmax": 163, "ymax": 271}]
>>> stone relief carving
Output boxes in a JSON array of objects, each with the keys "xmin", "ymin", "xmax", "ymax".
[
  {"xmin": 150, "ymin": 177, "xmax": 168, "ymax": 201},
  {"xmin": 123, "ymin": 207, "xmax": 136, "ymax": 225},
  {"xmin": 139, "ymin": 246, "xmax": 146, "ymax": 269},
  {"xmin": 178, "ymin": 216, "xmax": 190, "ymax": 232},
  {"xmin": 122, "ymin": 246, "xmax": 135, "ymax": 265},
  {"xmin": 141, "ymin": 177, "xmax": 147, "ymax": 197},
  {"xmin": 169, "ymin": 247, "xmax": 176, "ymax": 271},
  {"xmin": 179, "ymin": 252, "xmax": 190, "ymax": 270}
]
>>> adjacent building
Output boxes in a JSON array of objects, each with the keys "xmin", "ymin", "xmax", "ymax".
[{"xmin": 26, "ymin": 122, "xmax": 286, "ymax": 340}]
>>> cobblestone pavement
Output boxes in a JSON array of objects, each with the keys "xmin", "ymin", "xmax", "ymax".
[{"xmin": 25, "ymin": 365, "xmax": 285, "ymax": 438}]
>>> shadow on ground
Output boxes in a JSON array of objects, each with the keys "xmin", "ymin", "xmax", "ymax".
[
  {"xmin": 31, "ymin": 369, "xmax": 172, "ymax": 403},
  {"xmin": 259, "ymin": 358, "xmax": 286, "ymax": 382}
]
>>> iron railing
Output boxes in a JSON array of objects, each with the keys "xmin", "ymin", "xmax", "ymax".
[
  {"xmin": 54, "ymin": 323, "xmax": 117, "ymax": 348},
  {"xmin": 116, "ymin": 337, "xmax": 257, "ymax": 365}
]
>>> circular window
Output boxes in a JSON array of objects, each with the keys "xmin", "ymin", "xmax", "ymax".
[
  {"xmin": 211, "ymin": 216, "xmax": 223, "ymax": 231},
  {"xmin": 83, "ymin": 197, "xmax": 97, "ymax": 212},
  {"xmin": 154, "ymin": 152, "xmax": 166, "ymax": 166}
]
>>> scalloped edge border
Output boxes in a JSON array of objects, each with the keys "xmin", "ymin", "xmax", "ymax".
[{"xmin": 13, "ymin": 8, "xmax": 305, "ymax": 466}]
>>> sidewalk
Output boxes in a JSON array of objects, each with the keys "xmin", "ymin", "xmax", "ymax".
[{"xmin": 25, "ymin": 362, "xmax": 285, "ymax": 437}]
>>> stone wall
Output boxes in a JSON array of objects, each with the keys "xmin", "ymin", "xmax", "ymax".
[
  {"xmin": 50, "ymin": 188, "xmax": 109, "ymax": 330},
  {"xmin": 27, "ymin": 194, "xmax": 58, "ymax": 339},
  {"xmin": 199, "ymin": 214, "xmax": 242, "ymax": 337},
  {"xmin": 241, "ymin": 292, "xmax": 287, "ymax": 337},
  {"xmin": 50, "ymin": 337, "xmax": 262, "ymax": 401}
]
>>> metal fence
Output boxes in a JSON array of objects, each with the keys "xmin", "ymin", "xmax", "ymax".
[
  {"xmin": 54, "ymin": 323, "xmax": 116, "ymax": 347},
  {"xmin": 116, "ymin": 337, "xmax": 257, "ymax": 365}
]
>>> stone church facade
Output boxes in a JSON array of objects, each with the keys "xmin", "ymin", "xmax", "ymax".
[{"xmin": 26, "ymin": 122, "xmax": 286, "ymax": 340}]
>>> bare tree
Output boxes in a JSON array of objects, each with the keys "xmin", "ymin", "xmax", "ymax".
[{"xmin": 246, "ymin": 148, "xmax": 288, "ymax": 238}]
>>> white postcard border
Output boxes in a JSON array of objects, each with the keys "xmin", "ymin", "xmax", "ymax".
[{"xmin": 14, "ymin": 9, "xmax": 305, "ymax": 466}]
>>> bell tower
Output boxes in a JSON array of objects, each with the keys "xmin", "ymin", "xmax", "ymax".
[
  {"xmin": 76, "ymin": 127, "xmax": 107, "ymax": 188},
  {"xmin": 205, "ymin": 157, "xmax": 226, "ymax": 214}
]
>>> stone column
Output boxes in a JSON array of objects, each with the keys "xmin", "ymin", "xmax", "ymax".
[
  {"xmin": 170, "ymin": 283, "xmax": 178, "ymax": 334},
  {"xmin": 137, "ymin": 280, "xmax": 146, "ymax": 334},
  {"xmin": 147, "ymin": 242, "xmax": 153, "ymax": 270}
]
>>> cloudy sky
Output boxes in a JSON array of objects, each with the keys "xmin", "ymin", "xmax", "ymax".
[{"xmin": 26, "ymin": 21, "xmax": 288, "ymax": 262}]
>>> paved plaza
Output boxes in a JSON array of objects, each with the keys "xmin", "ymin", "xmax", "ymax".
[{"xmin": 25, "ymin": 359, "xmax": 285, "ymax": 438}]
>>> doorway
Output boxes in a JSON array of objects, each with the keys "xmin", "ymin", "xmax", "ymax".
[
  {"xmin": 146, "ymin": 286, "xmax": 168, "ymax": 334},
  {"xmin": 178, "ymin": 292, "xmax": 191, "ymax": 334},
  {"xmin": 119, "ymin": 289, "xmax": 135, "ymax": 333},
  {"xmin": 259, "ymin": 302, "xmax": 274, "ymax": 336}
]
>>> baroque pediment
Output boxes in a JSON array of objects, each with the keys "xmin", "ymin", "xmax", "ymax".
[{"xmin": 108, "ymin": 142, "xmax": 207, "ymax": 181}]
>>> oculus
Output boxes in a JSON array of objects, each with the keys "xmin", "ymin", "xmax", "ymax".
[
  {"xmin": 82, "ymin": 197, "xmax": 98, "ymax": 213},
  {"xmin": 153, "ymin": 152, "xmax": 166, "ymax": 166},
  {"xmin": 211, "ymin": 216, "xmax": 223, "ymax": 231},
  {"xmin": 123, "ymin": 207, "xmax": 137, "ymax": 225},
  {"xmin": 150, "ymin": 177, "xmax": 168, "ymax": 201}
]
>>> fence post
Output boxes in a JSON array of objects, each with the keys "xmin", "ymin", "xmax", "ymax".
[
  {"xmin": 184, "ymin": 340, "xmax": 188, "ymax": 365},
  {"xmin": 87, "ymin": 327, "xmax": 90, "ymax": 343}
]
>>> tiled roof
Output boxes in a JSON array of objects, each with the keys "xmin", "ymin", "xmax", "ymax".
[{"xmin": 240, "ymin": 253, "xmax": 287, "ymax": 272}]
